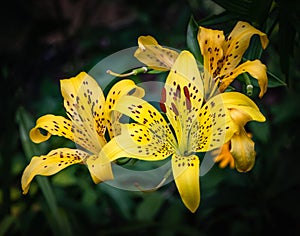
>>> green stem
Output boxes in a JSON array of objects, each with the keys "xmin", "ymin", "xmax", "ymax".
[
  {"xmin": 106, "ymin": 66, "xmax": 150, "ymax": 77},
  {"xmin": 242, "ymin": 73, "xmax": 253, "ymax": 96},
  {"xmin": 16, "ymin": 107, "xmax": 72, "ymax": 236}
]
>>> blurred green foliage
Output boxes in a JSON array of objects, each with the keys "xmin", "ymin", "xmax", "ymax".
[{"xmin": 1, "ymin": 0, "xmax": 300, "ymax": 235}]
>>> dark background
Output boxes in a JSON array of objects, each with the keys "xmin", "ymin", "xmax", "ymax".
[{"xmin": 1, "ymin": 0, "xmax": 300, "ymax": 235}]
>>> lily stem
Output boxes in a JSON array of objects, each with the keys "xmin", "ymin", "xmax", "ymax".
[{"xmin": 106, "ymin": 66, "xmax": 149, "ymax": 77}]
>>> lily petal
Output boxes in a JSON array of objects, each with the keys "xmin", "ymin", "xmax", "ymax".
[
  {"xmin": 163, "ymin": 51, "xmax": 204, "ymax": 147},
  {"xmin": 112, "ymin": 95, "xmax": 177, "ymax": 146},
  {"xmin": 212, "ymin": 141, "xmax": 235, "ymax": 169},
  {"xmin": 29, "ymin": 114, "xmax": 73, "ymax": 143},
  {"xmin": 85, "ymin": 155, "xmax": 114, "ymax": 184},
  {"xmin": 60, "ymin": 72, "xmax": 107, "ymax": 150},
  {"xmin": 219, "ymin": 60, "xmax": 268, "ymax": 98},
  {"xmin": 220, "ymin": 91, "xmax": 266, "ymax": 123},
  {"xmin": 221, "ymin": 21, "xmax": 269, "ymax": 73},
  {"xmin": 21, "ymin": 148, "xmax": 87, "ymax": 194},
  {"xmin": 198, "ymin": 26, "xmax": 225, "ymax": 79},
  {"xmin": 194, "ymin": 93, "xmax": 237, "ymax": 152},
  {"xmin": 172, "ymin": 154, "xmax": 200, "ymax": 213},
  {"xmin": 134, "ymin": 35, "xmax": 179, "ymax": 71},
  {"xmin": 230, "ymin": 130, "xmax": 256, "ymax": 172},
  {"xmin": 105, "ymin": 79, "xmax": 145, "ymax": 138},
  {"xmin": 100, "ymin": 123, "xmax": 175, "ymax": 163}
]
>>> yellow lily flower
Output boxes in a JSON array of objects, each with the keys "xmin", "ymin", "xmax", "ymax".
[
  {"xmin": 99, "ymin": 51, "xmax": 259, "ymax": 212},
  {"xmin": 198, "ymin": 21, "xmax": 269, "ymax": 98},
  {"xmin": 21, "ymin": 72, "xmax": 144, "ymax": 194},
  {"xmin": 134, "ymin": 21, "xmax": 269, "ymax": 98}
]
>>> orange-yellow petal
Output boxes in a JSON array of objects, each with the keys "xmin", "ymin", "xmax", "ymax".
[
  {"xmin": 221, "ymin": 21, "xmax": 269, "ymax": 73},
  {"xmin": 230, "ymin": 130, "xmax": 256, "ymax": 172},
  {"xmin": 198, "ymin": 26, "xmax": 225, "ymax": 79},
  {"xmin": 172, "ymin": 154, "xmax": 200, "ymax": 213},
  {"xmin": 21, "ymin": 148, "xmax": 87, "ymax": 194},
  {"xmin": 219, "ymin": 60, "xmax": 268, "ymax": 98},
  {"xmin": 213, "ymin": 141, "xmax": 235, "ymax": 169},
  {"xmin": 134, "ymin": 35, "xmax": 179, "ymax": 71}
]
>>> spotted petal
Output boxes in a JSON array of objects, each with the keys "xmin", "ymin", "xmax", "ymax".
[
  {"xmin": 134, "ymin": 35, "xmax": 179, "ymax": 71},
  {"xmin": 219, "ymin": 60, "xmax": 268, "ymax": 98},
  {"xmin": 162, "ymin": 51, "xmax": 203, "ymax": 149},
  {"xmin": 221, "ymin": 21, "xmax": 269, "ymax": 73},
  {"xmin": 21, "ymin": 148, "xmax": 87, "ymax": 194},
  {"xmin": 99, "ymin": 123, "xmax": 175, "ymax": 163},
  {"xmin": 100, "ymin": 95, "xmax": 177, "ymax": 163},
  {"xmin": 29, "ymin": 114, "xmax": 100, "ymax": 154},
  {"xmin": 105, "ymin": 79, "xmax": 145, "ymax": 138},
  {"xmin": 172, "ymin": 154, "xmax": 200, "ymax": 213},
  {"xmin": 60, "ymin": 72, "xmax": 107, "ymax": 152},
  {"xmin": 192, "ymin": 94, "xmax": 236, "ymax": 152},
  {"xmin": 29, "ymin": 115, "xmax": 73, "ymax": 143},
  {"xmin": 198, "ymin": 26, "xmax": 225, "ymax": 79}
]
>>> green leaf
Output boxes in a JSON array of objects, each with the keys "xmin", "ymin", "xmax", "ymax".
[
  {"xmin": 99, "ymin": 184, "xmax": 133, "ymax": 220},
  {"xmin": 266, "ymin": 71, "xmax": 286, "ymax": 87},
  {"xmin": 198, "ymin": 11, "xmax": 239, "ymax": 26},
  {"xmin": 245, "ymin": 35, "xmax": 265, "ymax": 60},
  {"xmin": 249, "ymin": 0, "xmax": 273, "ymax": 26},
  {"xmin": 212, "ymin": 0, "xmax": 251, "ymax": 16},
  {"xmin": 212, "ymin": 0, "xmax": 273, "ymax": 25},
  {"xmin": 0, "ymin": 215, "xmax": 15, "ymax": 236},
  {"xmin": 248, "ymin": 120, "xmax": 270, "ymax": 144},
  {"xmin": 186, "ymin": 16, "xmax": 202, "ymax": 63},
  {"xmin": 278, "ymin": 5, "xmax": 296, "ymax": 80},
  {"xmin": 16, "ymin": 107, "xmax": 72, "ymax": 236}
]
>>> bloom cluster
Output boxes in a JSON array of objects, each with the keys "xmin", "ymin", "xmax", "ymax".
[{"xmin": 22, "ymin": 21, "xmax": 268, "ymax": 212}]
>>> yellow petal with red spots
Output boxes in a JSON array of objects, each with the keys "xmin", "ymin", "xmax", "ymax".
[
  {"xmin": 172, "ymin": 154, "xmax": 200, "ymax": 213},
  {"xmin": 113, "ymin": 95, "xmax": 176, "ymax": 146},
  {"xmin": 21, "ymin": 148, "xmax": 87, "ymax": 194},
  {"xmin": 134, "ymin": 35, "xmax": 179, "ymax": 71},
  {"xmin": 163, "ymin": 51, "xmax": 203, "ymax": 148}
]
